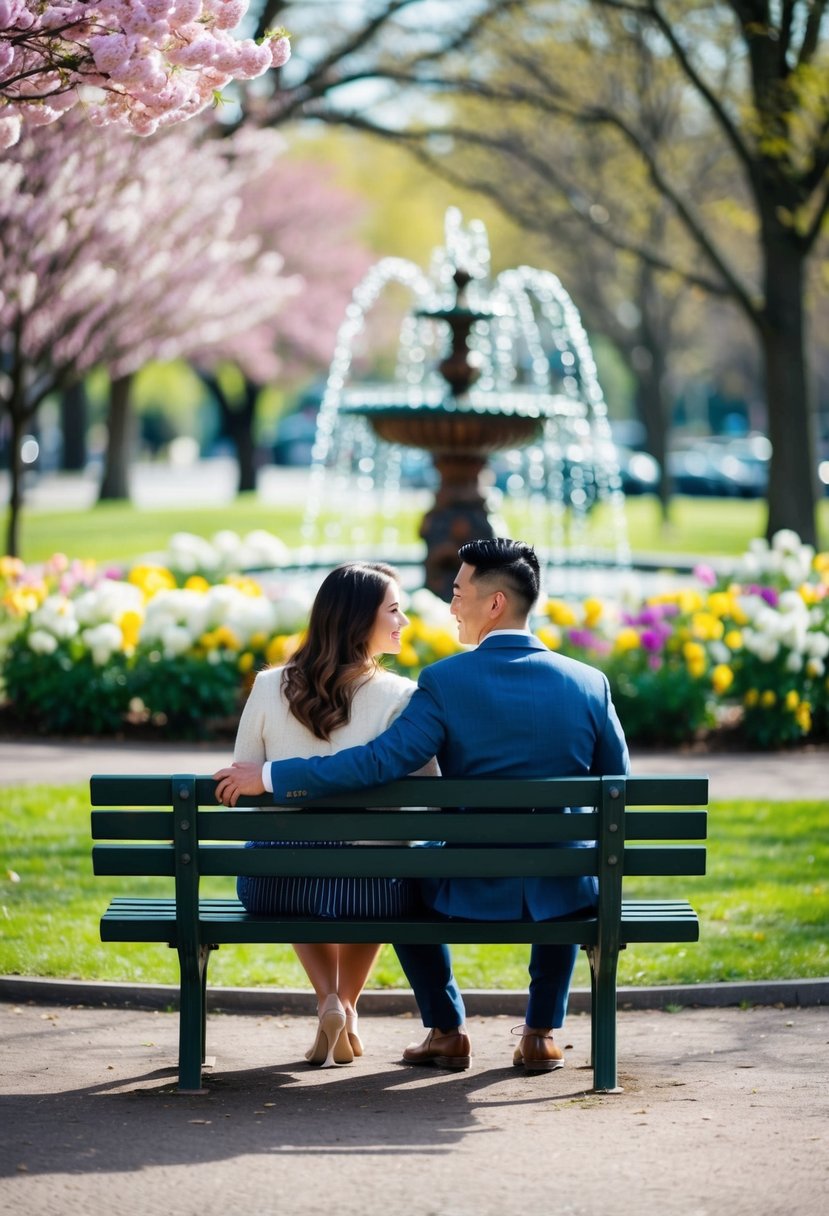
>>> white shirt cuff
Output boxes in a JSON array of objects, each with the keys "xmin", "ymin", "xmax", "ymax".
[{"xmin": 261, "ymin": 762, "xmax": 273, "ymax": 793}]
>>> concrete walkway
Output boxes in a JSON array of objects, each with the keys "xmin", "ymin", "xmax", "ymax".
[
  {"xmin": 2, "ymin": 738, "xmax": 827, "ymax": 1213},
  {"xmin": 1, "ymin": 735, "xmax": 827, "ymax": 799},
  {"xmin": 1, "ymin": 999, "xmax": 827, "ymax": 1216}
]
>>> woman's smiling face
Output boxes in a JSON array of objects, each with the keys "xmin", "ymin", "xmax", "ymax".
[{"xmin": 367, "ymin": 580, "xmax": 409, "ymax": 656}]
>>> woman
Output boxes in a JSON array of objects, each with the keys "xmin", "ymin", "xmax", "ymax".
[{"xmin": 233, "ymin": 561, "xmax": 436, "ymax": 1068}]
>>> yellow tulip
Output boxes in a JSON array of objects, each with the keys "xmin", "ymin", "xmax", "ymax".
[
  {"xmin": 129, "ymin": 564, "xmax": 176, "ymax": 599},
  {"xmin": 117, "ymin": 609, "xmax": 143, "ymax": 651},
  {"xmin": 225, "ymin": 575, "xmax": 264, "ymax": 597},
  {"xmin": 0, "ymin": 556, "xmax": 24, "ymax": 579},
  {"xmin": 583, "ymin": 597, "xmax": 603, "ymax": 627},
  {"xmin": 398, "ymin": 644, "xmax": 420, "ymax": 668},
  {"xmin": 184, "ymin": 575, "xmax": 210, "ymax": 593},
  {"xmin": 691, "ymin": 612, "xmax": 724, "ymax": 641},
  {"xmin": 711, "ymin": 664, "xmax": 734, "ymax": 695},
  {"xmin": 546, "ymin": 599, "xmax": 578, "ymax": 627},
  {"xmin": 682, "ymin": 640, "xmax": 706, "ymax": 663},
  {"xmin": 266, "ymin": 633, "xmax": 303, "ymax": 666},
  {"xmin": 536, "ymin": 626, "xmax": 561, "ymax": 651}
]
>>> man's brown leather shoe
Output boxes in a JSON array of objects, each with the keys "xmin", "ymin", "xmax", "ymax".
[
  {"xmin": 402, "ymin": 1027, "xmax": 471, "ymax": 1070},
  {"xmin": 512, "ymin": 1030, "xmax": 565, "ymax": 1072}
]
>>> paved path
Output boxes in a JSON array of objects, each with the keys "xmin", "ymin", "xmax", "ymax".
[
  {"xmin": 1, "ymin": 736, "xmax": 826, "ymax": 799},
  {"xmin": 1, "ymin": 999, "xmax": 826, "ymax": 1216}
]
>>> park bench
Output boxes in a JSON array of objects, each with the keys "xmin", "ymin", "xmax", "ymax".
[{"xmin": 90, "ymin": 772, "xmax": 708, "ymax": 1093}]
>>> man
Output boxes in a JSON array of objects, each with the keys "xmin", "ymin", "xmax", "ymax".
[{"xmin": 214, "ymin": 538, "xmax": 629, "ymax": 1072}]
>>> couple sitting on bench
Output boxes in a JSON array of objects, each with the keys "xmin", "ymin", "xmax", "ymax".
[{"xmin": 213, "ymin": 537, "xmax": 629, "ymax": 1074}]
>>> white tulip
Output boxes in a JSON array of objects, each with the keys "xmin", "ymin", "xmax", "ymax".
[
  {"xmin": 160, "ymin": 625, "xmax": 193, "ymax": 658},
  {"xmin": 28, "ymin": 629, "xmax": 58, "ymax": 655},
  {"xmin": 81, "ymin": 622, "xmax": 124, "ymax": 666}
]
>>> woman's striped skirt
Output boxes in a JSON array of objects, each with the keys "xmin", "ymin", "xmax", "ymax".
[{"xmin": 236, "ymin": 840, "xmax": 418, "ymax": 919}]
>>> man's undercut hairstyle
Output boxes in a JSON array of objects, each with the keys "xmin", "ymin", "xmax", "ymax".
[{"xmin": 457, "ymin": 538, "xmax": 540, "ymax": 613}]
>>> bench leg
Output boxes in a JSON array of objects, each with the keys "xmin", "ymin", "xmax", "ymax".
[
  {"xmin": 177, "ymin": 943, "xmax": 212, "ymax": 1092},
  {"xmin": 585, "ymin": 944, "xmax": 622, "ymax": 1093}
]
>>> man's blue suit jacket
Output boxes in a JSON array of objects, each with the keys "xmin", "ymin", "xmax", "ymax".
[{"xmin": 268, "ymin": 632, "xmax": 630, "ymax": 921}]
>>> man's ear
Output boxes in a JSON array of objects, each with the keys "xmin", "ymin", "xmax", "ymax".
[{"xmin": 490, "ymin": 590, "xmax": 507, "ymax": 618}]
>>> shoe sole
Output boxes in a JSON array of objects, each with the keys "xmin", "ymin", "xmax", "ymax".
[
  {"xmin": 402, "ymin": 1055, "xmax": 471, "ymax": 1071},
  {"xmin": 514, "ymin": 1058, "xmax": 565, "ymax": 1072}
]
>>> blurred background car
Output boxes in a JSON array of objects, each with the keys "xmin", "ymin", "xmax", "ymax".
[{"xmin": 667, "ymin": 433, "xmax": 771, "ymax": 497}]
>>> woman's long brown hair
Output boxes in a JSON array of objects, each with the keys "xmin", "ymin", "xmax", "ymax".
[{"xmin": 282, "ymin": 562, "xmax": 400, "ymax": 740}]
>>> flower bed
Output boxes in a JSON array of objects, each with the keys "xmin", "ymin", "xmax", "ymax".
[{"xmin": 1, "ymin": 530, "xmax": 827, "ymax": 748}]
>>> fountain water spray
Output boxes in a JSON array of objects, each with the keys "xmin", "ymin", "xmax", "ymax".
[{"xmin": 301, "ymin": 208, "xmax": 630, "ymax": 600}]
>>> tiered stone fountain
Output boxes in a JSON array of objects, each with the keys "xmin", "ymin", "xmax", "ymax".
[{"xmin": 300, "ymin": 209, "xmax": 629, "ymax": 601}]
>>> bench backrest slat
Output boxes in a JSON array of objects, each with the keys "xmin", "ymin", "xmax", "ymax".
[
  {"xmin": 92, "ymin": 843, "xmax": 174, "ymax": 876},
  {"xmin": 625, "ymin": 810, "xmax": 707, "ymax": 840},
  {"xmin": 90, "ymin": 773, "xmax": 708, "ymax": 810},
  {"xmin": 196, "ymin": 845, "xmax": 600, "ymax": 880},
  {"xmin": 624, "ymin": 846, "xmax": 707, "ymax": 876}
]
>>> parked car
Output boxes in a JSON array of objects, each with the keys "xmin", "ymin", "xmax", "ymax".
[
  {"xmin": 272, "ymin": 408, "xmax": 318, "ymax": 467},
  {"xmin": 490, "ymin": 443, "xmax": 660, "ymax": 505},
  {"xmin": 667, "ymin": 434, "xmax": 770, "ymax": 498}
]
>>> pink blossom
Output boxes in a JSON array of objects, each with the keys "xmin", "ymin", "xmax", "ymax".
[
  {"xmin": 0, "ymin": 2, "xmax": 290, "ymax": 138},
  {"xmin": 212, "ymin": 1, "xmax": 247, "ymax": 31},
  {"xmin": 0, "ymin": 113, "xmax": 22, "ymax": 148},
  {"xmin": 88, "ymin": 33, "xmax": 135, "ymax": 76},
  {"xmin": 693, "ymin": 563, "xmax": 718, "ymax": 587},
  {"xmin": 270, "ymin": 36, "xmax": 290, "ymax": 68},
  {"xmin": 234, "ymin": 41, "xmax": 273, "ymax": 79}
]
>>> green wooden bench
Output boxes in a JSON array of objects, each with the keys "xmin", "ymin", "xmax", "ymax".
[{"xmin": 91, "ymin": 773, "xmax": 707, "ymax": 1093}]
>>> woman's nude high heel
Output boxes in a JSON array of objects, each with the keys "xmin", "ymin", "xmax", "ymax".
[
  {"xmin": 306, "ymin": 995, "xmax": 352, "ymax": 1067},
  {"xmin": 345, "ymin": 1011, "xmax": 364, "ymax": 1057}
]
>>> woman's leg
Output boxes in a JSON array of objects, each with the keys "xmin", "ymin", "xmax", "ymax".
[
  {"xmin": 292, "ymin": 942, "xmax": 339, "ymax": 1003},
  {"xmin": 335, "ymin": 943, "xmax": 382, "ymax": 1013},
  {"xmin": 293, "ymin": 943, "xmax": 353, "ymax": 1066}
]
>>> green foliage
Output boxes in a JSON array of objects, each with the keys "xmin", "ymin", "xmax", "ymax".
[
  {"xmin": 604, "ymin": 654, "xmax": 714, "ymax": 746},
  {"xmin": 3, "ymin": 642, "xmax": 131, "ymax": 734},
  {"xmin": 129, "ymin": 652, "xmax": 241, "ymax": 738}
]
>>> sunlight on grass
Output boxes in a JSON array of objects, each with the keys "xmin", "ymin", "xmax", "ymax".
[
  {"xmin": 15, "ymin": 492, "xmax": 829, "ymax": 565},
  {"xmin": 2, "ymin": 786, "xmax": 826, "ymax": 991}
]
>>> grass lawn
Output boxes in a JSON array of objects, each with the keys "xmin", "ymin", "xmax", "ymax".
[
  {"xmin": 2, "ymin": 784, "xmax": 826, "ymax": 992},
  {"xmin": 13, "ymin": 492, "xmax": 829, "ymax": 565}
]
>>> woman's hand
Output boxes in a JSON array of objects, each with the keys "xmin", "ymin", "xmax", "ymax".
[{"xmin": 213, "ymin": 762, "xmax": 266, "ymax": 807}]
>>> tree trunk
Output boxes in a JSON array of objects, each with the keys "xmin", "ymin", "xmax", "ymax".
[
  {"xmin": 202, "ymin": 370, "xmax": 260, "ymax": 495},
  {"xmin": 98, "ymin": 373, "xmax": 135, "ymax": 502},
  {"xmin": 635, "ymin": 358, "xmax": 670, "ymax": 519},
  {"xmin": 761, "ymin": 239, "xmax": 817, "ymax": 545},
  {"xmin": 60, "ymin": 382, "xmax": 88, "ymax": 472},
  {"xmin": 233, "ymin": 382, "xmax": 260, "ymax": 494},
  {"xmin": 3, "ymin": 402, "xmax": 26, "ymax": 557}
]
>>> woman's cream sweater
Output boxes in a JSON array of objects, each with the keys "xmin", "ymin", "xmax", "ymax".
[{"xmin": 233, "ymin": 665, "xmax": 437, "ymax": 837}]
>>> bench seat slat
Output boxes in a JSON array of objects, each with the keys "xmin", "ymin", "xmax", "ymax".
[{"xmin": 100, "ymin": 896, "xmax": 699, "ymax": 946}]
